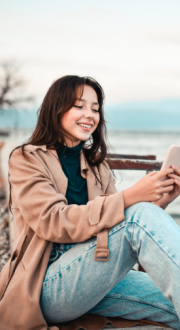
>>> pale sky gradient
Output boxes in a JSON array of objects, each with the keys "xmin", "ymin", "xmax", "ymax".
[{"xmin": 0, "ymin": 0, "xmax": 180, "ymax": 104}]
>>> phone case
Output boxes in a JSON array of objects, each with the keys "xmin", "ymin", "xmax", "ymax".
[{"xmin": 161, "ymin": 145, "xmax": 180, "ymax": 180}]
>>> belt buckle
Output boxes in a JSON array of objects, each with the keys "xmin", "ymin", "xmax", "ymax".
[{"xmin": 94, "ymin": 248, "xmax": 110, "ymax": 262}]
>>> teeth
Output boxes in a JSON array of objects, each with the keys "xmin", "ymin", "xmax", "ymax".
[{"xmin": 78, "ymin": 124, "xmax": 92, "ymax": 128}]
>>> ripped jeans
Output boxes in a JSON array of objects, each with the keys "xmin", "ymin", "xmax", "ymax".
[{"xmin": 40, "ymin": 202, "xmax": 180, "ymax": 329}]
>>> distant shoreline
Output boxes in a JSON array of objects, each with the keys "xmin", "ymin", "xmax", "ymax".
[{"xmin": 1, "ymin": 127, "xmax": 180, "ymax": 136}]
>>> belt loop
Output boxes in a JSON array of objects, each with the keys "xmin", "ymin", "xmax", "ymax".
[{"xmin": 94, "ymin": 229, "xmax": 110, "ymax": 262}]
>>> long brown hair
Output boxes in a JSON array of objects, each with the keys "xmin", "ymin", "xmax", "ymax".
[{"xmin": 8, "ymin": 75, "xmax": 110, "ymax": 211}]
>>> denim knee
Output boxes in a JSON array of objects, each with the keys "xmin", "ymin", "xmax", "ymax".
[
  {"xmin": 123, "ymin": 201, "xmax": 174, "ymax": 237},
  {"xmin": 125, "ymin": 201, "xmax": 164, "ymax": 222},
  {"xmin": 109, "ymin": 202, "xmax": 159, "ymax": 237}
]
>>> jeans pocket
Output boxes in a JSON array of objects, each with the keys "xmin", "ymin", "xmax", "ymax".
[{"xmin": 48, "ymin": 249, "xmax": 63, "ymax": 264}]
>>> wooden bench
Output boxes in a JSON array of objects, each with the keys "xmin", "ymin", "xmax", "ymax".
[{"xmin": 106, "ymin": 153, "xmax": 162, "ymax": 171}]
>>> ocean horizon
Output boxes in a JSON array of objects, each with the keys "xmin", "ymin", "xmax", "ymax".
[{"xmin": 0, "ymin": 98, "xmax": 180, "ymax": 132}]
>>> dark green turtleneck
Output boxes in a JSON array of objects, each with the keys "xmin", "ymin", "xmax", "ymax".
[{"xmin": 55, "ymin": 141, "xmax": 88, "ymax": 206}]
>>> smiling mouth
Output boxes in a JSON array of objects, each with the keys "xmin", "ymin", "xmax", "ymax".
[{"xmin": 77, "ymin": 124, "xmax": 92, "ymax": 131}]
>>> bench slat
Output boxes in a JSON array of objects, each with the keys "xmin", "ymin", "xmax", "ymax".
[
  {"xmin": 107, "ymin": 154, "xmax": 156, "ymax": 160},
  {"xmin": 106, "ymin": 159, "xmax": 162, "ymax": 171}
]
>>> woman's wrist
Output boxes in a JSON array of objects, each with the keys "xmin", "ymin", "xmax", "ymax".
[
  {"xmin": 152, "ymin": 198, "xmax": 168, "ymax": 210},
  {"xmin": 123, "ymin": 187, "xmax": 140, "ymax": 209}
]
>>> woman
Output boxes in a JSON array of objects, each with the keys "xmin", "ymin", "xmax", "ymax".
[{"xmin": 0, "ymin": 75, "xmax": 180, "ymax": 330}]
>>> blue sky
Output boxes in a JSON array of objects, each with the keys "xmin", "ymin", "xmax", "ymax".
[{"xmin": 0, "ymin": 0, "xmax": 180, "ymax": 104}]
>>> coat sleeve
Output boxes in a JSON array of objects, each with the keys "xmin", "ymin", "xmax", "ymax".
[{"xmin": 9, "ymin": 148, "xmax": 125, "ymax": 243}]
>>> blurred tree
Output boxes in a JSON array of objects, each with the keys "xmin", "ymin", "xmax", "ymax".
[
  {"xmin": 0, "ymin": 61, "xmax": 34, "ymax": 110},
  {"xmin": 0, "ymin": 61, "xmax": 35, "ymax": 133}
]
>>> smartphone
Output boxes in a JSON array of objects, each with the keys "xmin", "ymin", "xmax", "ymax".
[{"xmin": 161, "ymin": 145, "xmax": 180, "ymax": 180}]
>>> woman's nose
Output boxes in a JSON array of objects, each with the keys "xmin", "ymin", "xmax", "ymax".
[{"xmin": 84, "ymin": 107, "xmax": 94, "ymax": 118}]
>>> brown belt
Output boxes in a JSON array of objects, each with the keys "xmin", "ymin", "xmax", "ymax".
[{"xmin": 94, "ymin": 229, "xmax": 110, "ymax": 261}]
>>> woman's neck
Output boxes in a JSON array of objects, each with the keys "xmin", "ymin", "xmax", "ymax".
[
  {"xmin": 58, "ymin": 137, "xmax": 81, "ymax": 148},
  {"xmin": 55, "ymin": 140, "xmax": 84, "ymax": 159}
]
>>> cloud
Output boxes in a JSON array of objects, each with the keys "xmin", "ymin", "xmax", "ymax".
[
  {"xmin": 85, "ymin": 6, "xmax": 100, "ymax": 15},
  {"xmin": 143, "ymin": 30, "xmax": 180, "ymax": 46},
  {"xmin": 16, "ymin": 56, "xmax": 117, "ymax": 74},
  {"xmin": 149, "ymin": 68, "xmax": 180, "ymax": 78}
]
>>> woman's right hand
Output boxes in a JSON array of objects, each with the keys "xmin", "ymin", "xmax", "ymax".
[{"xmin": 123, "ymin": 168, "xmax": 175, "ymax": 209}]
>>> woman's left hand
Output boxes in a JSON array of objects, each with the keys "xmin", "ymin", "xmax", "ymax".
[{"xmin": 157, "ymin": 165, "xmax": 180, "ymax": 209}]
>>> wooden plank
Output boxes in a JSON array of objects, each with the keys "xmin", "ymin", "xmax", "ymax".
[
  {"xmin": 106, "ymin": 159, "xmax": 162, "ymax": 171},
  {"xmin": 0, "ymin": 142, "xmax": 5, "ymax": 150},
  {"xmin": 103, "ymin": 326, "xmax": 172, "ymax": 330},
  {"xmin": 107, "ymin": 153, "xmax": 156, "ymax": 160}
]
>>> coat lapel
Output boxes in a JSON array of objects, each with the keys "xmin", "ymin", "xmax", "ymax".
[
  {"xmin": 48, "ymin": 148, "xmax": 68, "ymax": 196},
  {"xmin": 27, "ymin": 144, "xmax": 105, "ymax": 201},
  {"xmin": 80, "ymin": 150, "xmax": 104, "ymax": 201},
  {"xmin": 49, "ymin": 147, "xmax": 105, "ymax": 201}
]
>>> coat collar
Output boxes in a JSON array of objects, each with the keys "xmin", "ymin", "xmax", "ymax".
[
  {"xmin": 26, "ymin": 144, "xmax": 89, "ymax": 172},
  {"xmin": 27, "ymin": 144, "xmax": 47, "ymax": 152},
  {"xmin": 26, "ymin": 144, "xmax": 103, "ymax": 200}
]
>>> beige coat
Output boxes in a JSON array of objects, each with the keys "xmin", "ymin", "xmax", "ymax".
[{"xmin": 0, "ymin": 144, "xmax": 165, "ymax": 330}]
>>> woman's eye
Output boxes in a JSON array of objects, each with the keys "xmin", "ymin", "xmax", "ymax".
[
  {"xmin": 74, "ymin": 105, "xmax": 83, "ymax": 109},
  {"xmin": 73, "ymin": 105, "xmax": 99, "ymax": 112}
]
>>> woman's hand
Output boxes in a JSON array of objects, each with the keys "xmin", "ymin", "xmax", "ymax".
[
  {"xmin": 154, "ymin": 165, "xmax": 180, "ymax": 209},
  {"xmin": 123, "ymin": 168, "xmax": 175, "ymax": 209}
]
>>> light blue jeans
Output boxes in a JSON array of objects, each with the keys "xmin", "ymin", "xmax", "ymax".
[{"xmin": 40, "ymin": 202, "xmax": 180, "ymax": 329}]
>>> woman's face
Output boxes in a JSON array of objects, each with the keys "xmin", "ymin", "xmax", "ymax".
[{"xmin": 61, "ymin": 85, "xmax": 100, "ymax": 147}]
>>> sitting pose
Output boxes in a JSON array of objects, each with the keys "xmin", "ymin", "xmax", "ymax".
[{"xmin": 0, "ymin": 75, "xmax": 180, "ymax": 330}]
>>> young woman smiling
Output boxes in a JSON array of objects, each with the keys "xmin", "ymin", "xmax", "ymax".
[{"xmin": 0, "ymin": 75, "xmax": 180, "ymax": 330}]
